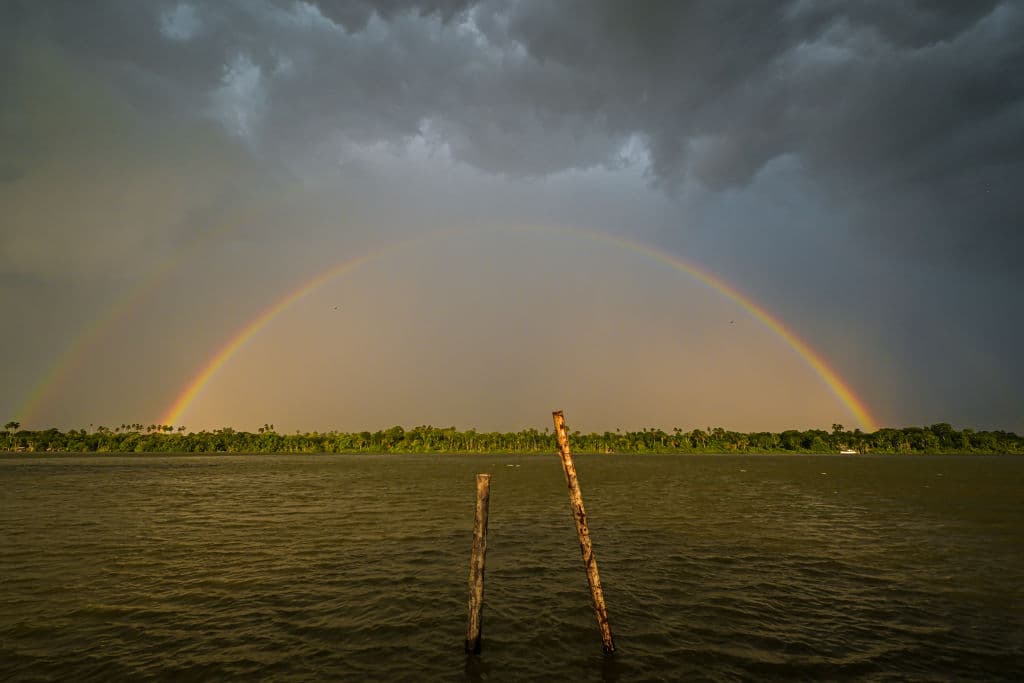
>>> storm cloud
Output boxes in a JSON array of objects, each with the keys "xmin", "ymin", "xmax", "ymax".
[
  {"xmin": 2, "ymin": 1, "xmax": 1022, "ymax": 430},
  {"xmin": 6, "ymin": 1, "xmax": 1021, "ymax": 257}
]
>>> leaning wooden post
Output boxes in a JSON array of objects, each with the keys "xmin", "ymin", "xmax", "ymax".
[
  {"xmin": 465, "ymin": 473, "xmax": 491, "ymax": 655},
  {"xmin": 552, "ymin": 410, "xmax": 615, "ymax": 654}
]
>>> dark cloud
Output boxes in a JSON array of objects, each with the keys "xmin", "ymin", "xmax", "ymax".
[
  {"xmin": 2, "ymin": 0, "xmax": 1022, "ymax": 428},
  {"xmin": 308, "ymin": 0, "xmax": 474, "ymax": 31},
  {"xmin": 4, "ymin": 0, "xmax": 1021, "ymax": 267},
  {"xmin": 476, "ymin": 0, "xmax": 1022, "ymax": 272},
  {"xmin": 8, "ymin": 0, "xmax": 1016, "ymax": 269},
  {"xmin": 9, "ymin": 1, "xmax": 1019, "ymax": 185}
]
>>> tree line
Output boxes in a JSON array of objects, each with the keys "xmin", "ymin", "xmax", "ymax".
[{"xmin": 2, "ymin": 421, "xmax": 1022, "ymax": 454}]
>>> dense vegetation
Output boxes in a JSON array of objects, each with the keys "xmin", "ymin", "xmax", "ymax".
[{"xmin": 2, "ymin": 421, "xmax": 1022, "ymax": 454}]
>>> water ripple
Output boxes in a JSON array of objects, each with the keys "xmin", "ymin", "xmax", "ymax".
[{"xmin": 1, "ymin": 454, "xmax": 1022, "ymax": 681}]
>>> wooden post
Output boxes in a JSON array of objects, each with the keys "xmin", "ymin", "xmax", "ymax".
[
  {"xmin": 465, "ymin": 473, "xmax": 491, "ymax": 655},
  {"xmin": 552, "ymin": 410, "xmax": 615, "ymax": 654}
]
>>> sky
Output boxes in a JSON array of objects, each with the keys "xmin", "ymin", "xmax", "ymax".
[{"xmin": 1, "ymin": 0, "xmax": 1021, "ymax": 434}]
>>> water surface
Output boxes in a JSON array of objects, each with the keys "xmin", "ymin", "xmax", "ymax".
[{"xmin": 1, "ymin": 454, "xmax": 1022, "ymax": 681}]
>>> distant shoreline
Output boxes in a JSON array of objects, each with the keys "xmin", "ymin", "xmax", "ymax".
[
  {"xmin": 1, "ymin": 451, "xmax": 1021, "ymax": 458},
  {"xmin": 2, "ymin": 423, "xmax": 1021, "ymax": 455}
]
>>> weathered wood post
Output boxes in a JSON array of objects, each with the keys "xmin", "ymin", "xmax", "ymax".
[
  {"xmin": 465, "ymin": 473, "xmax": 491, "ymax": 655},
  {"xmin": 552, "ymin": 410, "xmax": 615, "ymax": 653}
]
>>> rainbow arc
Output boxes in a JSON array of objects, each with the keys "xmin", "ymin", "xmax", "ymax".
[{"xmin": 158, "ymin": 227, "xmax": 878, "ymax": 431}]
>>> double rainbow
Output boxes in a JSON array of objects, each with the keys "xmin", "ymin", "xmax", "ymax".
[{"xmin": 15, "ymin": 182, "xmax": 303, "ymax": 425}]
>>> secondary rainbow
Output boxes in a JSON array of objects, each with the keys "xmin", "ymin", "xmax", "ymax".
[
  {"xmin": 16, "ymin": 182, "xmax": 304, "ymax": 426},
  {"xmin": 160, "ymin": 236, "xmax": 428, "ymax": 427},
  {"xmin": 161, "ymin": 228, "xmax": 879, "ymax": 431}
]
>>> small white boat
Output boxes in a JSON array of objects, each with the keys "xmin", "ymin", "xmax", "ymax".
[{"xmin": 839, "ymin": 448, "xmax": 859, "ymax": 455}]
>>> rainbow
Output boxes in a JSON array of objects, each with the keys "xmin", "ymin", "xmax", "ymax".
[
  {"xmin": 160, "ymin": 227, "xmax": 879, "ymax": 431},
  {"xmin": 15, "ymin": 182, "xmax": 304, "ymax": 426},
  {"xmin": 160, "ymin": 235, "xmax": 430, "ymax": 426},
  {"xmin": 577, "ymin": 229, "xmax": 878, "ymax": 431}
]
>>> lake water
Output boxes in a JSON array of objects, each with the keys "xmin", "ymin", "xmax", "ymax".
[{"xmin": 1, "ymin": 454, "xmax": 1022, "ymax": 681}]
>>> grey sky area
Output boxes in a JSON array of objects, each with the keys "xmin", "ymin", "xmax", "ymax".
[{"xmin": 1, "ymin": 1, "xmax": 1021, "ymax": 432}]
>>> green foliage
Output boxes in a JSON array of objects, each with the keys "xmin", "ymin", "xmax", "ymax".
[{"xmin": 1, "ymin": 422, "xmax": 1022, "ymax": 454}]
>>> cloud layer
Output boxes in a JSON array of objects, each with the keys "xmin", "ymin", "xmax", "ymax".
[{"xmin": 2, "ymin": 1, "xmax": 1021, "ymax": 430}]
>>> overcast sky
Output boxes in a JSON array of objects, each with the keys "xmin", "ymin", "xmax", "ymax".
[{"xmin": 2, "ymin": 0, "xmax": 1021, "ymax": 432}]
